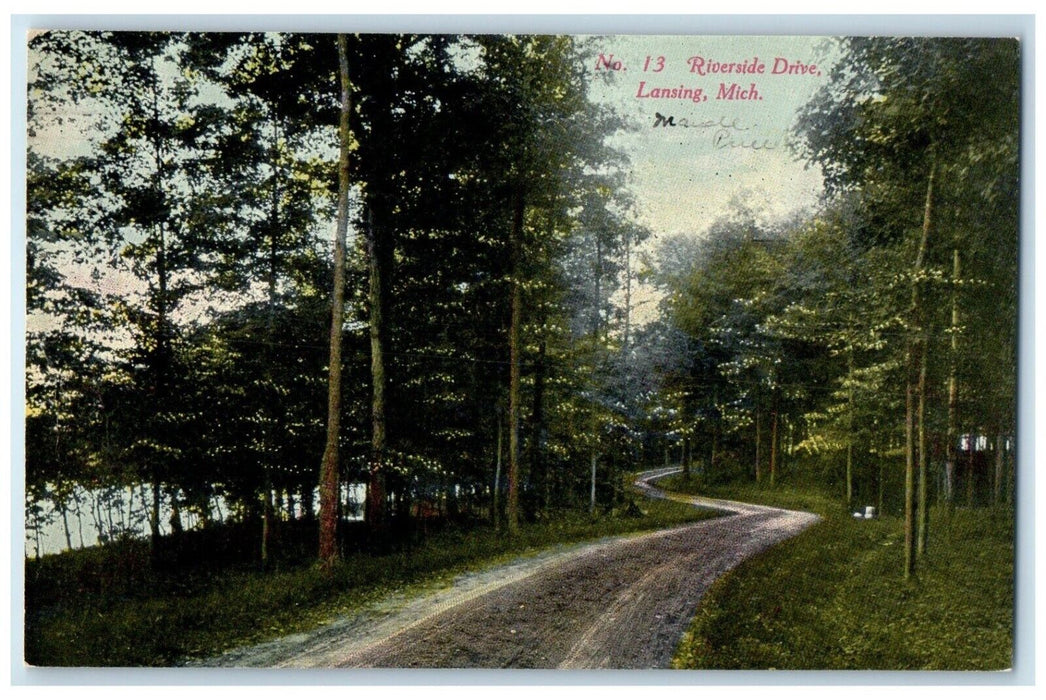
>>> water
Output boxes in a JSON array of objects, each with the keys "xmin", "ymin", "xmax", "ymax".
[{"xmin": 25, "ymin": 482, "xmax": 366, "ymax": 558}]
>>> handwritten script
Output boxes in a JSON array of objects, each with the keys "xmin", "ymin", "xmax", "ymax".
[{"xmin": 651, "ymin": 113, "xmax": 778, "ymax": 151}]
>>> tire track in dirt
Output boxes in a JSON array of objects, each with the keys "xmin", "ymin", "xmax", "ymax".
[{"xmin": 198, "ymin": 469, "xmax": 818, "ymax": 669}]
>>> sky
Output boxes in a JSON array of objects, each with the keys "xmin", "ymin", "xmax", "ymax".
[
  {"xmin": 580, "ymin": 35, "xmax": 840, "ymax": 323},
  {"xmin": 585, "ymin": 34, "xmax": 838, "ymax": 239}
]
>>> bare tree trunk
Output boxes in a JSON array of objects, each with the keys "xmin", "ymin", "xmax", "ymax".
[
  {"xmin": 531, "ymin": 336, "xmax": 547, "ymax": 512},
  {"xmin": 90, "ymin": 492, "xmax": 103, "ymax": 543},
  {"xmin": 623, "ymin": 231, "xmax": 632, "ymax": 350},
  {"xmin": 73, "ymin": 489, "xmax": 85, "ymax": 549},
  {"xmin": 106, "ymin": 490, "xmax": 116, "ymax": 540},
  {"xmin": 877, "ymin": 434, "xmax": 885, "ymax": 517},
  {"xmin": 904, "ymin": 376, "xmax": 916, "ymax": 579},
  {"xmin": 365, "ymin": 204, "xmax": 388, "ymax": 536},
  {"xmin": 769, "ymin": 409, "xmax": 778, "ymax": 488},
  {"xmin": 1007, "ymin": 438, "xmax": 1015, "ymax": 506},
  {"xmin": 945, "ymin": 248, "xmax": 960, "ymax": 506},
  {"xmin": 150, "ymin": 481, "xmax": 161, "ymax": 547},
  {"xmin": 917, "ymin": 327, "xmax": 930, "ymax": 557},
  {"xmin": 966, "ymin": 437, "xmax": 976, "ymax": 506},
  {"xmin": 32, "ymin": 508, "xmax": 41, "ymax": 560},
  {"xmin": 60, "ymin": 503, "xmax": 72, "ymax": 552},
  {"xmin": 507, "ymin": 190, "xmax": 525, "ymax": 536},
  {"xmin": 846, "ymin": 347, "xmax": 854, "ymax": 510},
  {"xmin": 168, "ymin": 486, "xmax": 183, "ymax": 535},
  {"xmin": 493, "ymin": 415, "xmax": 502, "ymax": 528},
  {"xmin": 318, "ymin": 33, "xmax": 352, "ymax": 566},
  {"xmin": 126, "ymin": 484, "xmax": 135, "ymax": 532},
  {"xmin": 261, "ymin": 488, "xmax": 272, "ymax": 565},
  {"xmin": 755, "ymin": 406, "xmax": 761, "ymax": 483},
  {"xmin": 906, "ymin": 151, "xmax": 935, "ymax": 577},
  {"xmin": 682, "ymin": 433, "xmax": 690, "ymax": 481},
  {"xmin": 915, "ymin": 158, "xmax": 936, "ymax": 559},
  {"xmin": 260, "ymin": 106, "xmax": 281, "ymax": 565},
  {"xmin": 593, "ymin": 237, "xmax": 603, "ymax": 337},
  {"xmin": 590, "ymin": 453, "xmax": 597, "ymax": 514},
  {"xmin": 994, "ymin": 431, "xmax": 1004, "ymax": 505}
]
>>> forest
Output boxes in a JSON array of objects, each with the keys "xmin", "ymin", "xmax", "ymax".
[{"xmin": 24, "ymin": 32, "xmax": 1019, "ymax": 666}]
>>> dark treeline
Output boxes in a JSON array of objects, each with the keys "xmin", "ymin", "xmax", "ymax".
[{"xmin": 27, "ymin": 32, "xmax": 648, "ymax": 564}]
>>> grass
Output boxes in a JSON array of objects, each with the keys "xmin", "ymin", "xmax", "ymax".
[
  {"xmin": 660, "ymin": 475, "xmax": 1015, "ymax": 670},
  {"xmin": 25, "ymin": 487, "xmax": 717, "ymax": 667}
]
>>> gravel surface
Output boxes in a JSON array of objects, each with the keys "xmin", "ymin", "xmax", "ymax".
[{"xmin": 196, "ymin": 469, "xmax": 819, "ymax": 669}]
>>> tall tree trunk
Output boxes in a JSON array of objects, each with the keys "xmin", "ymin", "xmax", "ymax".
[
  {"xmin": 73, "ymin": 490, "xmax": 86, "ymax": 549},
  {"xmin": 846, "ymin": 347, "xmax": 854, "ymax": 510},
  {"xmin": 710, "ymin": 388, "xmax": 720, "ymax": 477},
  {"xmin": 90, "ymin": 492, "xmax": 102, "ymax": 542},
  {"xmin": 682, "ymin": 433, "xmax": 690, "ymax": 481},
  {"xmin": 907, "ymin": 151, "xmax": 935, "ymax": 576},
  {"xmin": 966, "ymin": 437, "xmax": 976, "ymax": 506},
  {"xmin": 531, "ymin": 336, "xmax": 547, "ymax": 512},
  {"xmin": 623, "ymin": 231, "xmax": 632, "ymax": 350},
  {"xmin": 260, "ymin": 108, "xmax": 281, "ymax": 565},
  {"xmin": 590, "ymin": 453, "xmax": 597, "ymax": 514},
  {"xmin": 917, "ymin": 326, "xmax": 930, "ymax": 557},
  {"xmin": 60, "ymin": 504, "xmax": 72, "ymax": 552},
  {"xmin": 593, "ymin": 237, "xmax": 603, "ymax": 337},
  {"xmin": 1006, "ymin": 437, "xmax": 1015, "ymax": 506},
  {"xmin": 493, "ymin": 414, "xmax": 503, "ymax": 528},
  {"xmin": 149, "ymin": 74, "xmax": 171, "ymax": 562},
  {"xmin": 945, "ymin": 248, "xmax": 960, "ymax": 506},
  {"xmin": 994, "ymin": 431, "xmax": 1004, "ymax": 505},
  {"xmin": 915, "ymin": 156, "xmax": 936, "ymax": 559},
  {"xmin": 261, "ymin": 487, "xmax": 272, "ymax": 565},
  {"xmin": 125, "ymin": 485, "xmax": 134, "ymax": 533},
  {"xmin": 754, "ymin": 405, "xmax": 762, "ymax": 483},
  {"xmin": 365, "ymin": 203, "xmax": 388, "ymax": 536},
  {"xmin": 168, "ymin": 485, "xmax": 183, "ymax": 535},
  {"xmin": 877, "ymin": 434, "xmax": 885, "ymax": 517},
  {"xmin": 769, "ymin": 408, "xmax": 778, "ymax": 488},
  {"xmin": 150, "ymin": 481, "xmax": 161, "ymax": 549},
  {"xmin": 904, "ymin": 374, "xmax": 916, "ymax": 579},
  {"xmin": 318, "ymin": 34, "xmax": 352, "ymax": 566},
  {"xmin": 506, "ymin": 190, "xmax": 525, "ymax": 536}
]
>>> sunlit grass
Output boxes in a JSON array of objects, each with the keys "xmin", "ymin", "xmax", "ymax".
[{"xmin": 665, "ymin": 476, "xmax": 1014, "ymax": 670}]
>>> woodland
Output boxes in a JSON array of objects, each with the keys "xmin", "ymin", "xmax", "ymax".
[{"xmin": 25, "ymin": 33, "xmax": 1018, "ymax": 661}]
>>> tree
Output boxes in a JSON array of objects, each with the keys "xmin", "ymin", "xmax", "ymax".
[
  {"xmin": 28, "ymin": 31, "xmax": 233, "ymax": 557},
  {"xmin": 794, "ymin": 37, "xmax": 1019, "ymax": 576},
  {"xmin": 318, "ymin": 33, "xmax": 353, "ymax": 565}
]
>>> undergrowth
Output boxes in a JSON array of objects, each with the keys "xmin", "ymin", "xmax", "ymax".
[
  {"xmin": 662, "ymin": 476, "xmax": 1014, "ymax": 670},
  {"xmin": 25, "ymin": 487, "xmax": 715, "ymax": 666}
]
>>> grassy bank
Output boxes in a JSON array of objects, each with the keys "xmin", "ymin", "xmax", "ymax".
[
  {"xmin": 658, "ymin": 475, "xmax": 1015, "ymax": 670},
  {"xmin": 25, "ymin": 487, "xmax": 716, "ymax": 667}
]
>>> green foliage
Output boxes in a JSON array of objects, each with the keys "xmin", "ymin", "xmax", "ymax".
[
  {"xmin": 25, "ymin": 34, "xmax": 1018, "ymax": 668},
  {"xmin": 653, "ymin": 37, "xmax": 1019, "ymax": 525},
  {"xmin": 27, "ymin": 31, "xmax": 645, "ymax": 559},
  {"xmin": 672, "ymin": 485, "xmax": 1014, "ymax": 670},
  {"xmin": 25, "ymin": 489, "xmax": 715, "ymax": 666}
]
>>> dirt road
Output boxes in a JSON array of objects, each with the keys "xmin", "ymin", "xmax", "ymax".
[{"xmin": 199, "ymin": 469, "xmax": 818, "ymax": 669}]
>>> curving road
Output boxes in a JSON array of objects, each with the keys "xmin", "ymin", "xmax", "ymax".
[{"xmin": 200, "ymin": 468, "xmax": 819, "ymax": 669}]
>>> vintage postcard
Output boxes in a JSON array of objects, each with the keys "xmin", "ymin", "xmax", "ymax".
[{"xmin": 21, "ymin": 24, "xmax": 1022, "ymax": 674}]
